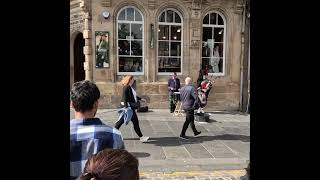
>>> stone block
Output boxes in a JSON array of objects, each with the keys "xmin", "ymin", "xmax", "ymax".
[{"xmin": 144, "ymin": 84, "xmax": 160, "ymax": 95}]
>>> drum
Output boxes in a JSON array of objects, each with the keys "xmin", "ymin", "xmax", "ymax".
[{"xmin": 173, "ymin": 92, "xmax": 181, "ymax": 102}]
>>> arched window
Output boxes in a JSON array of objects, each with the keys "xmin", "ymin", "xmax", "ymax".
[
  {"xmin": 117, "ymin": 6, "xmax": 144, "ymax": 75},
  {"xmin": 202, "ymin": 12, "xmax": 226, "ymax": 75},
  {"xmin": 157, "ymin": 9, "xmax": 183, "ymax": 74}
]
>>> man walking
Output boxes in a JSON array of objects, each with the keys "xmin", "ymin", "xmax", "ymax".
[{"xmin": 179, "ymin": 77, "xmax": 201, "ymax": 139}]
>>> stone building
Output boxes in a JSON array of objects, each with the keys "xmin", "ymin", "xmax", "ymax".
[{"xmin": 70, "ymin": 0, "xmax": 250, "ymax": 111}]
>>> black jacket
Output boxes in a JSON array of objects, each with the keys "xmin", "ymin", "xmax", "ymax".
[{"xmin": 121, "ymin": 85, "xmax": 141, "ymax": 108}]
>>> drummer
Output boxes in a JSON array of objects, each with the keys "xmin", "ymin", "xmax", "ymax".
[{"xmin": 168, "ymin": 72, "xmax": 181, "ymax": 113}]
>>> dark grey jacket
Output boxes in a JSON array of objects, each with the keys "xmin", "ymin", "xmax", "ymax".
[{"xmin": 179, "ymin": 84, "xmax": 197, "ymax": 109}]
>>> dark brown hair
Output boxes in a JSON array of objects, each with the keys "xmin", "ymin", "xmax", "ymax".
[{"xmin": 77, "ymin": 149, "xmax": 139, "ymax": 180}]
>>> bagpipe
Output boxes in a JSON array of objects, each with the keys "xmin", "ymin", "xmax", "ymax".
[{"xmin": 196, "ymin": 76, "xmax": 219, "ymax": 108}]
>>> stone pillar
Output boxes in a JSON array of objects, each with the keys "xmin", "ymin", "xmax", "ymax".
[
  {"xmin": 189, "ymin": 0, "xmax": 202, "ymax": 81},
  {"xmin": 81, "ymin": 0, "xmax": 93, "ymax": 81}
]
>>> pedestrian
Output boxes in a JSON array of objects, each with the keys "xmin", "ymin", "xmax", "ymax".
[
  {"xmin": 77, "ymin": 149, "xmax": 139, "ymax": 180},
  {"xmin": 70, "ymin": 80, "xmax": 125, "ymax": 180},
  {"xmin": 179, "ymin": 77, "xmax": 201, "ymax": 139},
  {"xmin": 115, "ymin": 75, "xmax": 149, "ymax": 142},
  {"xmin": 168, "ymin": 72, "xmax": 181, "ymax": 113}
]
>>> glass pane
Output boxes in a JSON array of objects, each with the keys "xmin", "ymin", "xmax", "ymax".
[
  {"xmin": 118, "ymin": 40, "xmax": 130, "ymax": 55},
  {"xmin": 202, "ymin": 58, "xmax": 210, "ymax": 72},
  {"xmin": 135, "ymin": 9, "xmax": 142, "ymax": 21},
  {"xmin": 158, "ymin": 25, "xmax": 169, "ymax": 40},
  {"xmin": 202, "ymin": 42, "xmax": 211, "ymax": 57},
  {"xmin": 170, "ymin": 42, "xmax": 181, "ymax": 56},
  {"xmin": 202, "ymin": 27, "xmax": 212, "ymax": 42},
  {"xmin": 208, "ymin": 45, "xmax": 223, "ymax": 73},
  {"xmin": 131, "ymin": 24, "xmax": 143, "ymax": 39},
  {"xmin": 159, "ymin": 12, "xmax": 165, "ymax": 22},
  {"xmin": 218, "ymin": 14, "xmax": 224, "ymax": 25},
  {"xmin": 170, "ymin": 25, "xmax": 182, "ymax": 40},
  {"xmin": 118, "ymin": 9, "xmax": 125, "ymax": 20},
  {"xmin": 158, "ymin": 58, "xmax": 181, "ymax": 72},
  {"xmin": 210, "ymin": 13, "xmax": 217, "ymax": 25},
  {"xmin": 158, "ymin": 41, "xmax": 169, "ymax": 56},
  {"xmin": 214, "ymin": 43, "xmax": 223, "ymax": 57},
  {"xmin": 131, "ymin": 40, "xmax": 143, "ymax": 56},
  {"xmin": 174, "ymin": 12, "xmax": 181, "ymax": 23},
  {"xmin": 167, "ymin": 10, "xmax": 174, "ymax": 22},
  {"xmin": 118, "ymin": 23, "xmax": 130, "ymax": 39},
  {"xmin": 119, "ymin": 57, "xmax": 142, "ymax": 72},
  {"xmin": 214, "ymin": 27, "xmax": 224, "ymax": 42},
  {"xmin": 127, "ymin": 8, "xmax": 134, "ymax": 21},
  {"xmin": 203, "ymin": 14, "xmax": 209, "ymax": 24}
]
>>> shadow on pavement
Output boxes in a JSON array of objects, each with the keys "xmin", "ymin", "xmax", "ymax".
[
  {"xmin": 127, "ymin": 134, "xmax": 251, "ymax": 147},
  {"xmin": 129, "ymin": 152, "xmax": 151, "ymax": 158},
  {"xmin": 206, "ymin": 111, "xmax": 248, "ymax": 115}
]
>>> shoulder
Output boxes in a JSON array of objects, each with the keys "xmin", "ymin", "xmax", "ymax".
[
  {"xmin": 96, "ymin": 123, "xmax": 123, "ymax": 137},
  {"xmin": 123, "ymin": 85, "xmax": 130, "ymax": 90}
]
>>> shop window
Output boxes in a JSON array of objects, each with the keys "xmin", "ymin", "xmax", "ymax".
[
  {"xmin": 117, "ymin": 6, "xmax": 144, "ymax": 74},
  {"xmin": 157, "ymin": 9, "xmax": 183, "ymax": 74},
  {"xmin": 202, "ymin": 12, "xmax": 226, "ymax": 75}
]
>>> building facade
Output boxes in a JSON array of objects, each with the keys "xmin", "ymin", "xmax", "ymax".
[{"xmin": 70, "ymin": 0, "xmax": 250, "ymax": 111}]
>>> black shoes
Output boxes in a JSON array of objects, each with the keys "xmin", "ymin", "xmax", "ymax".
[
  {"xmin": 194, "ymin": 131, "xmax": 201, "ymax": 136},
  {"xmin": 179, "ymin": 135, "xmax": 189, "ymax": 140}
]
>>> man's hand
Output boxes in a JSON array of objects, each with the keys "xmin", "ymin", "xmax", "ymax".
[{"xmin": 141, "ymin": 99, "xmax": 147, "ymax": 102}]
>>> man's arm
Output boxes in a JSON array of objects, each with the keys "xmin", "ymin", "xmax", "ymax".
[
  {"xmin": 123, "ymin": 86, "xmax": 130, "ymax": 108},
  {"xmin": 191, "ymin": 87, "xmax": 198, "ymax": 100},
  {"xmin": 177, "ymin": 79, "xmax": 181, "ymax": 90},
  {"xmin": 168, "ymin": 79, "xmax": 172, "ymax": 90}
]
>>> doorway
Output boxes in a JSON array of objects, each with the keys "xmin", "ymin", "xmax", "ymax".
[{"xmin": 74, "ymin": 33, "xmax": 85, "ymax": 82}]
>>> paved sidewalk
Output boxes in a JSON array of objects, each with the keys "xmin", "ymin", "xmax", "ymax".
[{"xmin": 70, "ymin": 109, "xmax": 250, "ymax": 179}]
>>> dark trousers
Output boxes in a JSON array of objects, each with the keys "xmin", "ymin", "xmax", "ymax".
[
  {"xmin": 115, "ymin": 110, "xmax": 143, "ymax": 137},
  {"xmin": 180, "ymin": 108, "xmax": 198, "ymax": 136},
  {"xmin": 169, "ymin": 90, "xmax": 179, "ymax": 112}
]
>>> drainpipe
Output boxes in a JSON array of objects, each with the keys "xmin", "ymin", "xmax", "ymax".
[
  {"xmin": 239, "ymin": 2, "xmax": 246, "ymax": 111},
  {"xmin": 246, "ymin": 24, "xmax": 250, "ymax": 113}
]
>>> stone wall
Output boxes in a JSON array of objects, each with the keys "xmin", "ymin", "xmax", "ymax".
[{"xmin": 70, "ymin": 0, "xmax": 245, "ymax": 111}]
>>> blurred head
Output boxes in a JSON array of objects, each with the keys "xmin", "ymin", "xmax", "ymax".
[
  {"xmin": 172, "ymin": 72, "xmax": 177, "ymax": 79},
  {"xmin": 70, "ymin": 80, "xmax": 100, "ymax": 114},
  {"xmin": 185, "ymin": 77, "xmax": 192, "ymax": 85},
  {"xmin": 77, "ymin": 149, "xmax": 139, "ymax": 180},
  {"xmin": 121, "ymin": 75, "xmax": 134, "ymax": 86}
]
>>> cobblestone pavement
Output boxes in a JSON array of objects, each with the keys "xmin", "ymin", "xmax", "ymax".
[
  {"xmin": 140, "ymin": 170, "xmax": 248, "ymax": 180},
  {"xmin": 70, "ymin": 109, "xmax": 250, "ymax": 179}
]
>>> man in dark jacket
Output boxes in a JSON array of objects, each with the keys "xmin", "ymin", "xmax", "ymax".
[
  {"xmin": 168, "ymin": 72, "xmax": 181, "ymax": 113},
  {"xmin": 179, "ymin": 77, "xmax": 201, "ymax": 139}
]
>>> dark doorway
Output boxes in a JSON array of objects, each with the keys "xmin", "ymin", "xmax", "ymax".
[{"xmin": 74, "ymin": 33, "xmax": 85, "ymax": 82}]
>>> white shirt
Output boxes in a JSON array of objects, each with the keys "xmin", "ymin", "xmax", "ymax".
[{"xmin": 131, "ymin": 86, "xmax": 138, "ymax": 102}]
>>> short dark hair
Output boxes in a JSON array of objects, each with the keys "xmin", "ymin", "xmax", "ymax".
[
  {"xmin": 77, "ymin": 149, "xmax": 139, "ymax": 180},
  {"xmin": 173, "ymin": 72, "xmax": 177, "ymax": 76},
  {"xmin": 70, "ymin": 80, "xmax": 100, "ymax": 113}
]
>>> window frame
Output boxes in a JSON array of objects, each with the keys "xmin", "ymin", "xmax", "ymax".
[
  {"xmin": 117, "ymin": 6, "xmax": 144, "ymax": 75},
  {"xmin": 201, "ymin": 11, "xmax": 226, "ymax": 76},
  {"xmin": 157, "ymin": 8, "xmax": 183, "ymax": 75}
]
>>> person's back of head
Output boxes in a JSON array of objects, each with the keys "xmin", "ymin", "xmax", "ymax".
[
  {"xmin": 70, "ymin": 80, "xmax": 100, "ymax": 113},
  {"xmin": 77, "ymin": 149, "xmax": 139, "ymax": 180},
  {"xmin": 185, "ymin": 77, "xmax": 192, "ymax": 85}
]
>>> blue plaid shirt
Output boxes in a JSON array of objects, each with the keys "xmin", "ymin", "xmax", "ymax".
[{"xmin": 70, "ymin": 118, "xmax": 124, "ymax": 180}]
